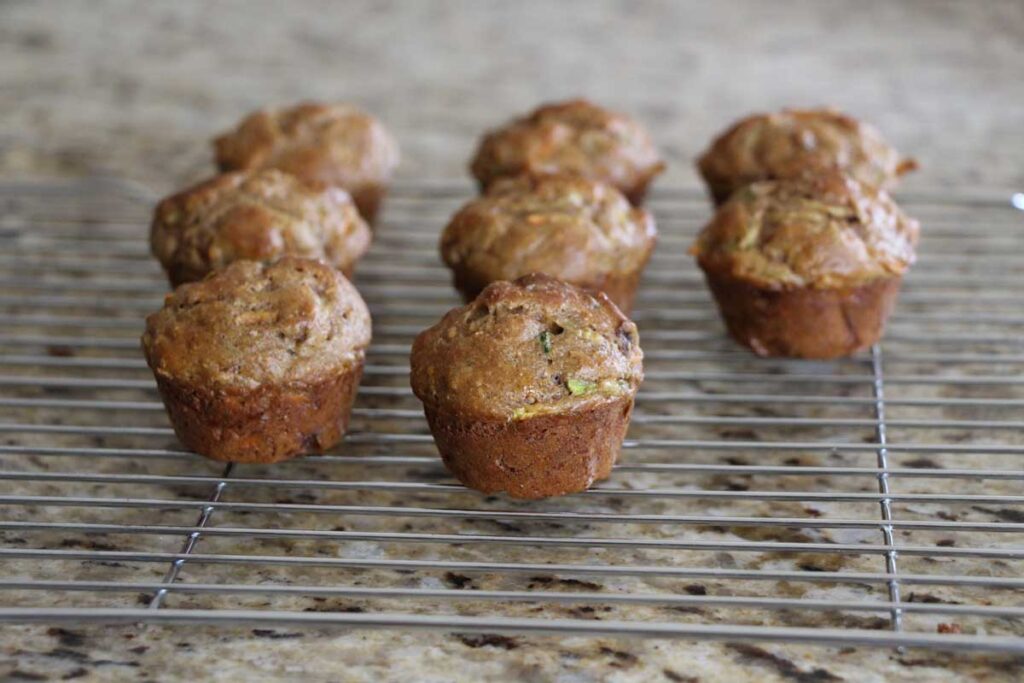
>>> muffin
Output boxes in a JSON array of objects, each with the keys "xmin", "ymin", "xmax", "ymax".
[
  {"xmin": 470, "ymin": 99, "xmax": 665, "ymax": 205},
  {"xmin": 142, "ymin": 257, "xmax": 371, "ymax": 464},
  {"xmin": 440, "ymin": 174, "xmax": 656, "ymax": 314},
  {"xmin": 213, "ymin": 102, "xmax": 399, "ymax": 223},
  {"xmin": 150, "ymin": 169, "xmax": 371, "ymax": 287},
  {"xmin": 697, "ymin": 108, "xmax": 918, "ymax": 205},
  {"xmin": 690, "ymin": 171, "xmax": 919, "ymax": 359},
  {"xmin": 410, "ymin": 274, "xmax": 644, "ymax": 499}
]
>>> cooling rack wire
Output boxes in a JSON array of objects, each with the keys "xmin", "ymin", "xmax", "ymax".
[{"xmin": 0, "ymin": 177, "xmax": 1021, "ymax": 653}]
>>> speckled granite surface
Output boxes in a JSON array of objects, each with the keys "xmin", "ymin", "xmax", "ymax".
[
  {"xmin": 0, "ymin": 1, "xmax": 1023, "ymax": 681},
  {"xmin": 2, "ymin": 0, "xmax": 1023, "ymax": 194}
]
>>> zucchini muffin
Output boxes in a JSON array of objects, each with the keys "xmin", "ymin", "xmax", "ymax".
[
  {"xmin": 440, "ymin": 174, "xmax": 656, "ymax": 314},
  {"xmin": 410, "ymin": 274, "xmax": 644, "ymax": 499},
  {"xmin": 142, "ymin": 257, "xmax": 371, "ymax": 464},
  {"xmin": 697, "ymin": 108, "xmax": 917, "ymax": 205},
  {"xmin": 470, "ymin": 99, "xmax": 665, "ymax": 205},
  {"xmin": 691, "ymin": 171, "xmax": 919, "ymax": 359},
  {"xmin": 213, "ymin": 102, "xmax": 399, "ymax": 223},
  {"xmin": 150, "ymin": 169, "xmax": 371, "ymax": 287}
]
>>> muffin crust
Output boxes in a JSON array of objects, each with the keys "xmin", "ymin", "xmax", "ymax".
[
  {"xmin": 691, "ymin": 172, "xmax": 919, "ymax": 358},
  {"xmin": 142, "ymin": 258, "xmax": 371, "ymax": 462},
  {"xmin": 213, "ymin": 102, "xmax": 399, "ymax": 223},
  {"xmin": 411, "ymin": 274, "xmax": 643, "ymax": 498},
  {"xmin": 440, "ymin": 174, "xmax": 656, "ymax": 313},
  {"xmin": 150, "ymin": 169, "xmax": 371, "ymax": 286},
  {"xmin": 697, "ymin": 108, "xmax": 917, "ymax": 205},
  {"xmin": 470, "ymin": 99, "xmax": 665, "ymax": 204},
  {"xmin": 412, "ymin": 274, "xmax": 643, "ymax": 420},
  {"xmin": 691, "ymin": 172, "xmax": 919, "ymax": 290}
]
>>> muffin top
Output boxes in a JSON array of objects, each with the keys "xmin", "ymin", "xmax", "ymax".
[
  {"xmin": 150, "ymin": 169, "xmax": 371, "ymax": 284},
  {"xmin": 213, "ymin": 102, "xmax": 399, "ymax": 190},
  {"xmin": 697, "ymin": 108, "xmax": 916, "ymax": 202},
  {"xmin": 470, "ymin": 99, "xmax": 664, "ymax": 200},
  {"xmin": 440, "ymin": 174, "xmax": 656, "ymax": 285},
  {"xmin": 690, "ymin": 171, "xmax": 919, "ymax": 290},
  {"xmin": 143, "ymin": 258, "xmax": 371, "ymax": 390},
  {"xmin": 410, "ymin": 274, "xmax": 643, "ymax": 421}
]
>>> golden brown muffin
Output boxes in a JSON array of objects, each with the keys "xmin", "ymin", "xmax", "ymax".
[
  {"xmin": 142, "ymin": 257, "xmax": 372, "ymax": 464},
  {"xmin": 410, "ymin": 274, "xmax": 644, "ymax": 499},
  {"xmin": 470, "ymin": 99, "xmax": 665, "ymax": 205},
  {"xmin": 440, "ymin": 174, "xmax": 656, "ymax": 314},
  {"xmin": 697, "ymin": 108, "xmax": 918, "ymax": 205},
  {"xmin": 150, "ymin": 169, "xmax": 371, "ymax": 287},
  {"xmin": 213, "ymin": 102, "xmax": 399, "ymax": 223},
  {"xmin": 690, "ymin": 171, "xmax": 919, "ymax": 359}
]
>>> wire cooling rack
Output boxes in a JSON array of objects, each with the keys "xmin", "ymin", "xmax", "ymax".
[{"xmin": 0, "ymin": 177, "xmax": 1021, "ymax": 653}]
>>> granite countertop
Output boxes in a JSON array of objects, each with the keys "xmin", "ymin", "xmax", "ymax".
[
  {"xmin": 1, "ymin": 1, "xmax": 1023, "ymax": 681},
  {"xmin": 2, "ymin": 0, "xmax": 1022, "ymax": 195}
]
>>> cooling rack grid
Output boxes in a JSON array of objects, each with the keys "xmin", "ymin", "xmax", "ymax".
[{"xmin": 0, "ymin": 177, "xmax": 1021, "ymax": 653}]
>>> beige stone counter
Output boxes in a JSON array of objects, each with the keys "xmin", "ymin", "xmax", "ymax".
[{"xmin": 0, "ymin": 1, "xmax": 1022, "ymax": 680}]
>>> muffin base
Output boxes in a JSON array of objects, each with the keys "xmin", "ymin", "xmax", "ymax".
[
  {"xmin": 164, "ymin": 264, "xmax": 208, "ymax": 289},
  {"xmin": 586, "ymin": 267, "xmax": 645, "ymax": 315},
  {"xmin": 153, "ymin": 361, "xmax": 364, "ymax": 464},
  {"xmin": 478, "ymin": 176, "xmax": 657, "ymax": 208},
  {"xmin": 621, "ymin": 173, "xmax": 661, "ymax": 206},
  {"xmin": 705, "ymin": 181, "xmax": 737, "ymax": 207},
  {"xmin": 423, "ymin": 397, "xmax": 634, "ymax": 499},
  {"xmin": 703, "ymin": 270, "xmax": 902, "ymax": 359},
  {"xmin": 350, "ymin": 184, "xmax": 386, "ymax": 226},
  {"xmin": 451, "ymin": 268, "xmax": 643, "ymax": 315},
  {"xmin": 164, "ymin": 261, "xmax": 358, "ymax": 289}
]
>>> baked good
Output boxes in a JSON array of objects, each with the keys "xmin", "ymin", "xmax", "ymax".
[
  {"xmin": 142, "ymin": 258, "xmax": 371, "ymax": 463},
  {"xmin": 690, "ymin": 171, "xmax": 919, "ymax": 359},
  {"xmin": 697, "ymin": 108, "xmax": 918, "ymax": 205},
  {"xmin": 439, "ymin": 174, "xmax": 656, "ymax": 313},
  {"xmin": 469, "ymin": 99, "xmax": 665, "ymax": 204},
  {"xmin": 150, "ymin": 169, "xmax": 371, "ymax": 287},
  {"xmin": 410, "ymin": 274, "xmax": 644, "ymax": 499},
  {"xmin": 213, "ymin": 102, "xmax": 399, "ymax": 223}
]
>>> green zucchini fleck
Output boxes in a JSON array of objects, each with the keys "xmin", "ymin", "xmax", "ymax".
[
  {"xmin": 539, "ymin": 330, "xmax": 552, "ymax": 354},
  {"xmin": 567, "ymin": 377, "xmax": 596, "ymax": 396}
]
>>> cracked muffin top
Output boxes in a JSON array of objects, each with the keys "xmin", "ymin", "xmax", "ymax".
[
  {"xmin": 213, "ymin": 102, "xmax": 399, "ymax": 194},
  {"xmin": 470, "ymin": 99, "xmax": 665, "ymax": 203},
  {"xmin": 440, "ymin": 174, "xmax": 656, "ymax": 286},
  {"xmin": 697, "ymin": 108, "xmax": 917, "ymax": 204},
  {"xmin": 143, "ymin": 257, "xmax": 371, "ymax": 390},
  {"xmin": 690, "ymin": 171, "xmax": 919, "ymax": 290},
  {"xmin": 410, "ymin": 274, "xmax": 643, "ymax": 421},
  {"xmin": 150, "ymin": 169, "xmax": 371, "ymax": 286}
]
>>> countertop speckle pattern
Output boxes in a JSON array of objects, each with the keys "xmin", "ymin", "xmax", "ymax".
[
  {"xmin": 1, "ymin": 1, "xmax": 1023, "ymax": 681},
  {"xmin": 2, "ymin": 0, "xmax": 1023, "ymax": 194}
]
